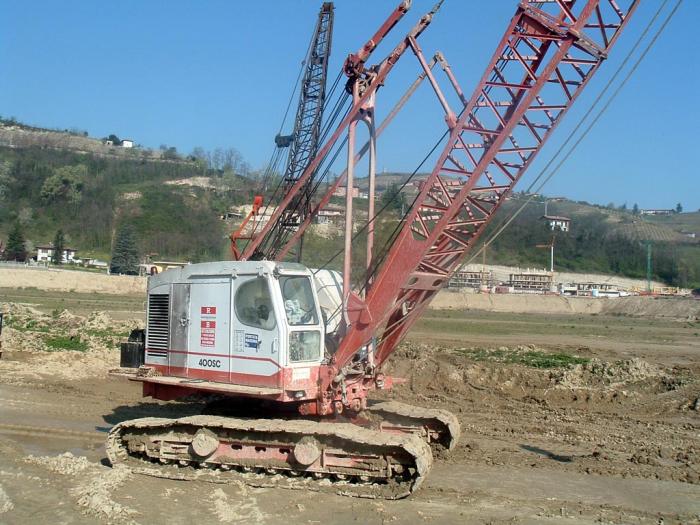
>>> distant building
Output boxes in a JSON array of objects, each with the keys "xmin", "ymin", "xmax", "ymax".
[
  {"xmin": 449, "ymin": 269, "xmax": 493, "ymax": 289},
  {"xmin": 36, "ymin": 244, "xmax": 77, "ymax": 263},
  {"xmin": 220, "ymin": 210, "xmax": 243, "ymax": 221},
  {"xmin": 542, "ymin": 215, "xmax": 571, "ymax": 232},
  {"xmin": 508, "ymin": 270, "xmax": 553, "ymax": 293},
  {"xmin": 138, "ymin": 260, "xmax": 188, "ymax": 276},
  {"xmin": 639, "ymin": 209, "xmax": 674, "ymax": 216},
  {"xmin": 333, "ymin": 186, "xmax": 360, "ymax": 198},
  {"xmin": 121, "ymin": 139, "xmax": 134, "ymax": 148},
  {"xmin": 315, "ymin": 205, "xmax": 344, "ymax": 225},
  {"xmin": 560, "ymin": 282, "xmax": 627, "ymax": 298}
]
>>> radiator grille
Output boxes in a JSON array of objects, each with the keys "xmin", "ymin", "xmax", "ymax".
[{"xmin": 147, "ymin": 294, "xmax": 170, "ymax": 352}]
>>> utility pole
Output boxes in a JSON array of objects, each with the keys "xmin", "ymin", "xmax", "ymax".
[
  {"xmin": 536, "ymin": 235, "xmax": 555, "ymax": 273},
  {"xmin": 646, "ymin": 242, "xmax": 652, "ymax": 293}
]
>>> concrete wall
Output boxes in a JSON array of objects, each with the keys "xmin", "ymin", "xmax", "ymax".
[{"xmin": 0, "ymin": 268, "xmax": 146, "ymax": 295}]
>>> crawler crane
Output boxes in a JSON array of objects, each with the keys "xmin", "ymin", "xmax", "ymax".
[{"xmin": 108, "ymin": 0, "xmax": 640, "ymax": 498}]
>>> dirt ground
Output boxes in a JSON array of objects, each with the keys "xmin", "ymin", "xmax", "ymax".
[
  {"xmin": 1, "ymin": 295, "xmax": 699, "ymax": 524},
  {"xmin": 432, "ymin": 290, "xmax": 700, "ymax": 319}
]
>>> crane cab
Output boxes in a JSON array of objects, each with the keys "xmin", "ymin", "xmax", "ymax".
[{"xmin": 143, "ymin": 261, "xmax": 325, "ymax": 402}]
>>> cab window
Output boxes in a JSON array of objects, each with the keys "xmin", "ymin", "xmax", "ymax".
[
  {"xmin": 235, "ymin": 278, "xmax": 276, "ymax": 330},
  {"xmin": 279, "ymin": 276, "xmax": 318, "ymax": 326}
]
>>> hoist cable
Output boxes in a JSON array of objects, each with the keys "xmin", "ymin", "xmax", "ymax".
[{"xmin": 465, "ymin": 0, "xmax": 680, "ymax": 267}]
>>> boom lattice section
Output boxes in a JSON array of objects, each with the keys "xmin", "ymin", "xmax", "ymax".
[
  {"xmin": 333, "ymin": 0, "xmax": 639, "ymax": 371},
  {"xmin": 251, "ymin": 2, "xmax": 334, "ymax": 261}
]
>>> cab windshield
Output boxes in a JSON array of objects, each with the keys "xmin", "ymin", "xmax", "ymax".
[{"xmin": 279, "ymin": 276, "xmax": 318, "ymax": 326}]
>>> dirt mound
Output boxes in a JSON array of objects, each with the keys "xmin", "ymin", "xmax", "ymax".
[
  {"xmin": 0, "ymin": 303, "xmax": 143, "ymax": 381},
  {"xmin": 86, "ymin": 311, "xmax": 114, "ymax": 330},
  {"xmin": 381, "ymin": 343, "xmax": 685, "ymax": 410},
  {"xmin": 555, "ymin": 357, "xmax": 670, "ymax": 391},
  {"xmin": 25, "ymin": 452, "xmax": 92, "ymax": 476},
  {"xmin": 382, "ymin": 343, "xmax": 560, "ymax": 407}
]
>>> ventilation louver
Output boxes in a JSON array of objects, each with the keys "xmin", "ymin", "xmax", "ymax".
[{"xmin": 146, "ymin": 294, "xmax": 169, "ymax": 357}]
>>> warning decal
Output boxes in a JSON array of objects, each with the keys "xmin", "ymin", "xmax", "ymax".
[{"xmin": 200, "ymin": 308, "xmax": 217, "ymax": 347}]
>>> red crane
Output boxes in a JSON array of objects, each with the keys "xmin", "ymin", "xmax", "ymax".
[
  {"xmin": 242, "ymin": 0, "xmax": 639, "ymax": 396},
  {"xmin": 109, "ymin": 0, "xmax": 640, "ymax": 499}
]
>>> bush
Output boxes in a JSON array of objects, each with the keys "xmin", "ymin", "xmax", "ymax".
[{"xmin": 44, "ymin": 335, "xmax": 88, "ymax": 352}]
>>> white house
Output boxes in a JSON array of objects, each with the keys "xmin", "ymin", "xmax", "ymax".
[
  {"xmin": 121, "ymin": 139, "xmax": 134, "ymax": 148},
  {"xmin": 315, "ymin": 206, "xmax": 344, "ymax": 224},
  {"xmin": 542, "ymin": 215, "xmax": 571, "ymax": 232},
  {"xmin": 639, "ymin": 209, "xmax": 673, "ymax": 216},
  {"xmin": 36, "ymin": 244, "xmax": 78, "ymax": 263},
  {"xmin": 332, "ymin": 186, "xmax": 360, "ymax": 198}
]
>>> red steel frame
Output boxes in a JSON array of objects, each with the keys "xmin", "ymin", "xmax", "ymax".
[
  {"xmin": 242, "ymin": 2, "xmax": 434, "ymax": 262},
  {"xmin": 329, "ymin": 0, "xmax": 640, "ymax": 389},
  {"xmin": 230, "ymin": 195, "xmax": 263, "ymax": 259}
]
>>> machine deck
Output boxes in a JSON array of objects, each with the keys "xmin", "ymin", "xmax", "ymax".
[{"xmin": 132, "ymin": 375, "xmax": 283, "ymax": 397}]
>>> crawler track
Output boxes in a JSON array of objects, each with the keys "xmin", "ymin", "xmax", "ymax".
[
  {"xmin": 367, "ymin": 401, "xmax": 461, "ymax": 451},
  {"xmin": 106, "ymin": 415, "xmax": 432, "ymax": 499}
]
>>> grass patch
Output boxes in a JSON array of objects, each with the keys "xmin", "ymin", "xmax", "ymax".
[
  {"xmin": 456, "ymin": 347, "xmax": 589, "ymax": 369},
  {"xmin": 84, "ymin": 327, "xmax": 129, "ymax": 339},
  {"xmin": 43, "ymin": 335, "xmax": 89, "ymax": 352},
  {"xmin": 3, "ymin": 316, "xmax": 49, "ymax": 333}
]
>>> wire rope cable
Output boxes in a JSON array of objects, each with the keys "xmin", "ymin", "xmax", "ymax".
[{"xmin": 464, "ymin": 0, "xmax": 681, "ymax": 266}]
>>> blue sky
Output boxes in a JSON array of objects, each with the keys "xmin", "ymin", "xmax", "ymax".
[{"xmin": 1, "ymin": 1, "xmax": 697, "ymax": 210}]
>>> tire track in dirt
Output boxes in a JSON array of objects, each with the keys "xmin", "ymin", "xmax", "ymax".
[{"xmin": 0, "ymin": 423, "xmax": 104, "ymax": 443}]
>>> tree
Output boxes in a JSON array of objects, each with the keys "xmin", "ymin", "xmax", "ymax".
[
  {"xmin": 105, "ymin": 134, "xmax": 121, "ymax": 146},
  {"xmin": 162, "ymin": 147, "xmax": 179, "ymax": 161},
  {"xmin": 4, "ymin": 223, "xmax": 27, "ymax": 262},
  {"xmin": 676, "ymin": 202, "xmax": 683, "ymax": 214},
  {"xmin": 380, "ymin": 183, "xmax": 406, "ymax": 213},
  {"xmin": 40, "ymin": 164, "xmax": 87, "ymax": 204},
  {"xmin": 190, "ymin": 146, "xmax": 207, "ymax": 161},
  {"xmin": 51, "ymin": 229, "xmax": 65, "ymax": 265},
  {"xmin": 632, "ymin": 203, "xmax": 639, "ymax": 215},
  {"xmin": 110, "ymin": 224, "xmax": 140, "ymax": 275},
  {"xmin": 0, "ymin": 159, "xmax": 11, "ymax": 202}
]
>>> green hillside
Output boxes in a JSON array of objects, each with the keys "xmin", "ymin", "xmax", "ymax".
[
  {"xmin": 643, "ymin": 210, "xmax": 700, "ymax": 236},
  {"xmin": 481, "ymin": 194, "xmax": 700, "ymax": 288},
  {"xmin": 0, "ymin": 136, "xmax": 697, "ymax": 288},
  {"xmin": 0, "ymin": 145, "xmax": 254, "ymax": 262}
]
